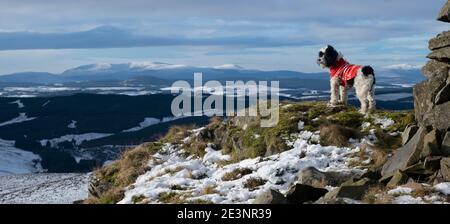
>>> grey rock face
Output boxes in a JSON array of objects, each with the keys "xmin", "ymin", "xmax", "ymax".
[
  {"xmin": 429, "ymin": 31, "xmax": 450, "ymax": 50},
  {"xmin": 438, "ymin": 1, "xmax": 450, "ymax": 22},
  {"xmin": 440, "ymin": 157, "xmax": 450, "ymax": 181},
  {"xmin": 381, "ymin": 127, "xmax": 426, "ymax": 178}
]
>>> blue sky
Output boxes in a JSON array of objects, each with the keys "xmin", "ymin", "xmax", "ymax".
[{"xmin": 0, "ymin": 0, "xmax": 447, "ymax": 74}]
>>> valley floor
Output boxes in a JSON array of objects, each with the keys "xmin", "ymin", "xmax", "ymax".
[{"xmin": 0, "ymin": 173, "xmax": 90, "ymax": 204}]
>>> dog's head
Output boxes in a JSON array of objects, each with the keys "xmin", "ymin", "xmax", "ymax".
[{"xmin": 317, "ymin": 45, "xmax": 339, "ymax": 69}]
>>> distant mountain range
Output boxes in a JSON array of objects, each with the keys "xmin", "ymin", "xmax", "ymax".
[{"xmin": 0, "ymin": 62, "xmax": 425, "ymax": 86}]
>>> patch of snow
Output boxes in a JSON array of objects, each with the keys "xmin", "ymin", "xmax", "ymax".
[
  {"xmin": 388, "ymin": 186, "xmax": 413, "ymax": 196},
  {"xmin": 297, "ymin": 121, "xmax": 305, "ymax": 131},
  {"xmin": 67, "ymin": 120, "xmax": 77, "ymax": 129},
  {"xmin": 203, "ymin": 146, "xmax": 231, "ymax": 165},
  {"xmin": 0, "ymin": 173, "xmax": 90, "ymax": 204},
  {"xmin": 361, "ymin": 122, "xmax": 371, "ymax": 130},
  {"xmin": 392, "ymin": 195, "xmax": 424, "ymax": 204},
  {"xmin": 129, "ymin": 62, "xmax": 186, "ymax": 70},
  {"xmin": 212, "ymin": 64, "xmax": 244, "ymax": 70},
  {"xmin": 0, "ymin": 139, "xmax": 44, "ymax": 176},
  {"xmin": 434, "ymin": 182, "xmax": 450, "ymax": 195},
  {"xmin": 42, "ymin": 100, "xmax": 51, "ymax": 107},
  {"xmin": 39, "ymin": 133, "xmax": 113, "ymax": 148},
  {"xmin": 9, "ymin": 100, "xmax": 24, "ymax": 108},
  {"xmin": 122, "ymin": 117, "xmax": 160, "ymax": 132},
  {"xmin": 0, "ymin": 113, "xmax": 36, "ymax": 127},
  {"xmin": 374, "ymin": 117, "xmax": 395, "ymax": 129},
  {"xmin": 383, "ymin": 64, "xmax": 422, "ymax": 70}
]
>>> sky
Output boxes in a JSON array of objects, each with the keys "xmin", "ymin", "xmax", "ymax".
[{"xmin": 0, "ymin": 0, "xmax": 448, "ymax": 74}]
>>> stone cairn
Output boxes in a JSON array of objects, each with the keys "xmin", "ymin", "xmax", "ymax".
[{"xmin": 381, "ymin": 1, "xmax": 450, "ymax": 185}]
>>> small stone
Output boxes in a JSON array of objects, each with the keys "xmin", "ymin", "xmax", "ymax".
[
  {"xmin": 285, "ymin": 184, "xmax": 328, "ymax": 203},
  {"xmin": 322, "ymin": 178, "xmax": 370, "ymax": 200},
  {"xmin": 402, "ymin": 124, "xmax": 419, "ymax": 145},
  {"xmin": 297, "ymin": 166, "xmax": 358, "ymax": 188},
  {"xmin": 429, "ymin": 31, "xmax": 450, "ymax": 50},
  {"xmin": 386, "ymin": 171, "xmax": 408, "ymax": 188},
  {"xmin": 253, "ymin": 189, "xmax": 288, "ymax": 204}
]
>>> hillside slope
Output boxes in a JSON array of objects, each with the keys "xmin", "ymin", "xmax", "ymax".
[{"xmin": 86, "ymin": 101, "xmax": 450, "ymax": 204}]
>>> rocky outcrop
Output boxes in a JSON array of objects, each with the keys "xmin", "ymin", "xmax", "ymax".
[
  {"xmin": 438, "ymin": 1, "xmax": 450, "ymax": 22},
  {"xmin": 382, "ymin": 1, "xmax": 450, "ymax": 184}
]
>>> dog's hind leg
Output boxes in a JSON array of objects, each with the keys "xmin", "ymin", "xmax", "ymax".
[
  {"xmin": 339, "ymin": 85, "xmax": 348, "ymax": 106},
  {"xmin": 328, "ymin": 76, "xmax": 340, "ymax": 107},
  {"xmin": 367, "ymin": 78, "xmax": 376, "ymax": 112},
  {"xmin": 354, "ymin": 75, "xmax": 369, "ymax": 114}
]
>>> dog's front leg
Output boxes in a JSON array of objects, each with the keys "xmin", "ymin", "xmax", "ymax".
[
  {"xmin": 339, "ymin": 85, "xmax": 348, "ymax": 106},
  {"xmin": 328, "ymin": 76, "xmax": 340, "ymax": 107}
]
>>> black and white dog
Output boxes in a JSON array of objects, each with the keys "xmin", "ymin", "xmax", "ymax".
[{"xmin": 317, "ymin": 45, "xmax": 376, "ymax": 114}]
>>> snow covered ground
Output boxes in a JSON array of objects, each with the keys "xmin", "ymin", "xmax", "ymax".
[
  {"xmin": 119, "ymin": 129, "xmax": 367, "ymax": 204},
  {"xmin": 122, "ymin": 117, "xmax": 161, "ymax": 132},
  {"xmin": 9, "ymin": 100, "xmax": 24, "ymax": 108},
  {"xmin": 0, "ymin": 139, "xmax": 44, "ymax": 176},
  {"xmin": 0, "ymin": 113, "xmax": 36, "ymax": 127},
  {"xmin": 0, "ymin": 173, "xmax": 90, "ymax": 204},
  {"xmin": 39, "ymin": 133, "xmax": 113, "ymax": 148}
]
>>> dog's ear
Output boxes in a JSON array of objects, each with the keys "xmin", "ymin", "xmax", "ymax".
[{"xmin": 324, "ymin": 46, "xmax": 338, "ymax": 67}]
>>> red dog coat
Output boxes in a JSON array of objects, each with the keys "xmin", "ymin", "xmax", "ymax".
[{"xmin": 329, "ymin": 58, "xmax": 361, "ymax": 87}]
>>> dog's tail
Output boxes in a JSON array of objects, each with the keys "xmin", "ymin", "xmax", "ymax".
[{"xmin": 362, "ymin": 65, "xmax": 376, "ymax": 91}]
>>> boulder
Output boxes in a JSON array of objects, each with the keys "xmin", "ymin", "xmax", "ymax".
[
  {"xmin": 421, "ymin": 129, "xmax": 441, "ymax": 158},
  {"xmin": 428, "ymin": 46, "xmax": 450, "ymax": 62},
  {"xmin": 428, "ymin": 101, "xmax": 450, "ymax": 131},
  {"xmin": 402, "ymin": 124, "xmax": 419, "ymax": 145},
  {"xmin": 297, "ymin": 166, "xmax": 358, "ymax": 188},
  {"xmin": 253, "ymin": 189, "xmax": 288, "ymax": 204},
  {"xmin": 435, "ymin": 82, "xmax": 450, "ymax": 105},
  {"xmin": 429, "ymin": 31, "xmax": 450, "ymax": 50},
  {"xmin": 285, "ymin": 184, "xmax": 328, "ymax": 203},
  {"xmin": 421, "ymin": 59, "xmax": 449, "ymax": 79},
  {"xmin": 381, "ymin": 127, "xmax": 426, "ymax": 178},
  {"xmin": 414, "ymin": 71, "xmax": 450, "ymax": 130},
  {"xmin": 441, "ymin": 131, "xmax": 450, "ymax": 155},
  {"xmin": 441, "ymin": 157, "xmax": 450, "ymax": 182},
  {"xmin": 386, "ymin": 171, "xmax": 408, "ymax": 188},
  {"xmin": 438, "ymin": 0, "xmax": 450, "ymax": 22},
  {"xmin": 322, "ymin": 178, "xmax": 370, "ymax": 200}
]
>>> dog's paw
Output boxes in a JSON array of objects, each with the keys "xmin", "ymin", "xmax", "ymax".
[{"xmin": 327, "ymin": 102, "xmax": 338, "ymax": 107}]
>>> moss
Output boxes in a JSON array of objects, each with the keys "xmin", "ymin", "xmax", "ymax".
[
  {"xmin": 189, "ymin": 199, "xmax": 214, "ymax": 204},
  {"xmin": 131, "ymin": 195, "xmax": 146, "ymax": 204},
  {"xmin": 222, "ymin": 168, "xmax": 253, "ymax": 181},
  {"xmin": 243, "ymin": 177, "xmax": 266, "ymax": 191},
  {"xmin": 374, "ymin": 128, "xmax": 402, "ymax": 150},
  {"xmin": 86, "ymin": 142, "xmax": 163, "ymax": 204},
  {"xmin": 331, "ymin": 109, "xmax": 365, "ymax": 128},
  {"xmin": 158, "ymin": 192, "xmax": 181, "ymax": 203}
]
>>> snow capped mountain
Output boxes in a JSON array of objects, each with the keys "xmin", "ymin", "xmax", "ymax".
[
  {"xmin": 128, "ymin": 62, "xmax": 187, "ymax": 70},
  {"xmin": 212, "ymin": 64, "xmax": 244, "ymax": 70},
  {"xmin": 383, "ymin": 63, "xmax": 423, "ymax": 70}
]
